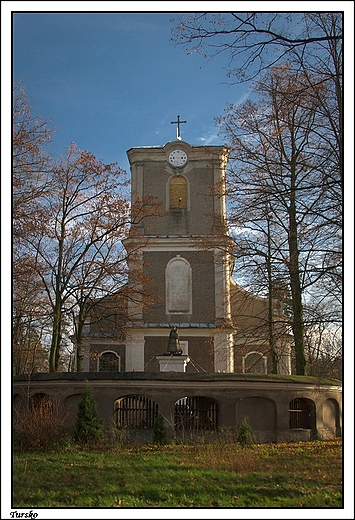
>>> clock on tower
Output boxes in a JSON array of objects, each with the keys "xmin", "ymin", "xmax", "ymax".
[{"xmin": 168, "ymin": 149, "xmax": 188, "ymax": 167}]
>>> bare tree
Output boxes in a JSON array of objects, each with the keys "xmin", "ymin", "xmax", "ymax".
[
  {"xmin": 13, "ymin": 84, "xmax": 163, "ymax": 373},
  {"xmin": 13, "ymin": 82, "xmax": 54, "ymax": 373},
  {"xmin": 171, "ymin": 12, "xmax": 342, "ymax": 185},
  {"xmin": 21, "ymin": 143, "xmax": 131, "ymax": 371},
  {"xmin": 217, "ymin": 65, "xmax": 341, "ymax": 375},
  {"xmin": 13, "ymin": 81, "xmax": 53, "ymax": 241},
  {"xmin": 20, "ymin": 142, "xmax": 164, "ymax": 372},
  {"xmin": 171, "ymin": 12, "xmax": 341, "ymax": 81},
  {"xmin": 303, "ymin": 300, "xmax": 342, "ymax": 379}
]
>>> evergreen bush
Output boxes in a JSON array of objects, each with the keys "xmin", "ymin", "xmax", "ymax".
[
  {"xmin": 153, "ymin": 412, "xmax": 167, "ymax": 445},
  {"xmin": 236, "ymin": 417, "xmax": 253, "ymax": 446},
  {"xmin": 75, "ymin": 382, "xmax": 105, "ymax": 444}
]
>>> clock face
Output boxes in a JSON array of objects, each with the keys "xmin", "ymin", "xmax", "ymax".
[{"xmin": 168, "ymin": 149, "xmax": 188, "ymax": 167}]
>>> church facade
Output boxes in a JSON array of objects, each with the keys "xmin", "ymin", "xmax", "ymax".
[{"xmin": 80, "ymin": 137, "xmax": 292, "ymax": 375}]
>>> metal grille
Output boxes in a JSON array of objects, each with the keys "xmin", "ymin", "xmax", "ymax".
[
  {"xmin": 115, "ymin": 395, "xmax": 158, "ymax": 429},
  {"xmin": 174, "ymin": 396, "xmax": 218, "ymax": 431},
  {"xmin": 289, "ymin": 398, "xmax": 312, "ymax": 429}
]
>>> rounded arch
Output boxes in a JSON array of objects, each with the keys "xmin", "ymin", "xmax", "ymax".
[
  {"xmin": 323, "ymin": 398, "xmax": 341, "ymax": 433},
  {"xmin": 97, "ymin": 350, "xmax": 121, "ymax": 372},
  {"xmin": 242, "ymin": 351, "xmax": 267, "ymax": 374},
  {"xmin": 168, "ymin": 174, "xmax": 189, "ymax": 209},
  {"xmin": 24, "ymin": 393, "xmax": 56, "ymax": 426},
  {"xmin": 174, "ymin": 396, "xmax": 219, "ymax": 431},
  {"xmin": 13, "ymin": 393, "xmax": 23, "ymax": 407},
  {"xmin": 236, "ymin": 396, "xmax": 277, "ymax": 439},
  {"xmin": 64, "ymin": 393, "xmax": 84, "ymax": 422},
  {"xmin": 114, "ymin": 394, "xmax": 158, "ymax": 429},
  {"xmin": 289, "ymin": 397, "xmax": 316, "ymax": 430},
  {"xmin": 165, "ymin": 255, "xmax": 192, "ymax": 314},
  {"xmin": 13, "ymin": 393, "xmax": 25, "ymax": 417}
]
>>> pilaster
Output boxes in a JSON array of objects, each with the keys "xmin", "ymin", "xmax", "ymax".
[
  {"xmin": 125, "ymin": 330, "xmax": 145, "ymax": 371},
  {"xmin": 214, "ymin": 332, "xmax": 234, "ymax": 373}
]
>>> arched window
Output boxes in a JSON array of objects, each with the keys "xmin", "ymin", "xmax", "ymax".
[
  {"xmin": 242, "ymin": 351, "xmax": 267, "ymax": 374},
  {"xmin": 289, "ymin": 398, "xmax": 315, "ymax": 429},
  {"xmin": 174, "ymin": 396, "xmax": 218, "ymax": 431},
  {"xmin": 98, "ymin": 351, "xmax": 121, "ymax": 372},
  {"xmin": 166, "ymin": 256, "xmax": 192, "ymax": 314},
  {"xmin": 115, "ymin": 395, "xmax": 158, "ymax": 429},
  {"xmin": 169, "ymin": 175, "xmax": 187, "ymax": 208}
]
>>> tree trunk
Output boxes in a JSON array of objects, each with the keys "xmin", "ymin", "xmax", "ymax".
[
  {"xmin": 266, "ymin": 211, "xmax": 278, "ymax": 374},
  {"xmin": 75, "ymin": 316, "xmax": 85, "ymax": 372},
  {"xmin": 49, "ymin": 303, "xmax": 61, "ymax": 372},
  {"xmin": 49, "ymin": 240, "xmax": 64, "ymax": 372},
  {"xmin": 288, "ymin": 162, "xmax": 306, "ymax": 375}
]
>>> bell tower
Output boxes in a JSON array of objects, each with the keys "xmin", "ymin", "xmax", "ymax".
[{"xmin": 123, "ymin": 131, "xmax": 234, "ymax": 373}]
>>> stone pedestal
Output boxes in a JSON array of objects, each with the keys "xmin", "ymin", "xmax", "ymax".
[{"xmin": 156, "ymin": 355, "xmax": 190, "ymax": 372}]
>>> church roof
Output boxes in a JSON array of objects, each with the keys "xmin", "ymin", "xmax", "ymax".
[{"xmin": 126, "ymin": 140, "xmax": 228, "ymax": 153}]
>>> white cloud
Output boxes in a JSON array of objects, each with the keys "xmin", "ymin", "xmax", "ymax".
[
  {"xmin": 197, "ymin": 131, "xmax": 220, "ymax": 145},
  {"xmin": 234, "ymin": 90, "xmax": 250, "ymax": 106}
]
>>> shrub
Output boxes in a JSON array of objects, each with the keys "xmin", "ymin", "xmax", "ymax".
[
  {"xmin": 153, "ymin": 412, "xmax": 167, "ymax": 445},
  {"xmin": 13, "ymin": 396, "xmax": 72, "ymax": 451},
  {"xmin": 75, "ymin": 382, "xmax": 105, "ymax": 445},
  {"xmin": 236, "ymin": 417, "xmax": 253, "ymax": 446},
  {"xmin": 106, "ymin": 417, "xmax": 130, "ymax": 446}
]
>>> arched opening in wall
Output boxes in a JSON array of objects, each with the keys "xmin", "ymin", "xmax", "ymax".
[
  {"xmin": 174, "ymin": 396, "xmax": 218, "ymax": 431},
  {"xmin": 64, "ymin": 393, "xmax": 84, "ymax": 424},
  {"xmin": 236, "ymin": 397, "xmax": 277, "ymax": 443},
  {"xmin": 169, "ymin": 175, "xmax": 187, "ymax": 208},
  {"xmin": 242, "ymin": 351, "xmax": 267, "ymax": 374},
  {"xmin": 289, "ymin": 398, "xmax": 316, "ymax": 430},
  {"xmin": 28, "ymin": 393, "xmax": 58, "ymax": 424},
  {"xmin": 22, "ymin": 393, "xmax": 54, "ymax": 427},
  {"xmin": 323, "ymin": 398, "xmax": 341, "ymax": 436},
  {"xmin": 13, "ymin": 393, "xmax": 23, "ymax": 408},
  {"xmin": 13, "ymin": 394, "xmax": 24, "ymax": 423},
  {"xmin": 98, "ymin": 350, "xmax": 121, "ymax": 372},
  {"xmin": 114, "ymin": 395, "xmax": 158, "ymax": 429},
  {"xmin": 30, "ymin": 392, "xmax": 53, "ymax": 410},
  {"xmin": 14, "ymin": 393, "xmax": 69, "ymax": 450}
]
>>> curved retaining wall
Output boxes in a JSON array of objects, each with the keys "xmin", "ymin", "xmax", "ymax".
[{"xmin": 13, "ymin": 373, "xmax": 342, "ymax": 443}]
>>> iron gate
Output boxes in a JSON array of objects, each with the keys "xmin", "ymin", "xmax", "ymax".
[
  {"xmin": 289, "ymin": 398, "xmax": 314, "ymax": 429},
  {"xmin": 115, "ymin": 395, "xmax": 158, "ymax": 429},
  {"xmin": 174, "ymin": 396, "xmax": 218, "ymax": 431}
]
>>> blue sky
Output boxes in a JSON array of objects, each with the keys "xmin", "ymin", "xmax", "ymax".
[{"xmin": 12, "ymin": 10, "xmax": 248, "ymax": 172}]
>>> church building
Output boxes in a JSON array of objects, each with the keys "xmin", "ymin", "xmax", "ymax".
[
  {"xmin": 80, "ymin": 123, "xmax": 292, "ymax": 375},
  {"xmin": 14, "ymin": 122, "xmax": 341, "ymax": 444}
]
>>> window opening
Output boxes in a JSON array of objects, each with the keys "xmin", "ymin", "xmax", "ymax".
[
  {"xmin": 170, "ymin": 176, "xmax": 187, "ymax": 208},
  {"xmin": 115, "ymin": 395, "xmax": 158, "ymax": 429},
  {"xmin": 243, "ymin": 351, "xmax": 267, "ymax": 374},
  {"xmin": 174, "ymin": 396, "xmax": 218, "ymax": 431},
  {"xmin": 98, "ymin": 351, "xmax": 120, "ymax": 372},
  {"xmin": 289, "ymin": 398, "xmax": 315, "ymax": 429}
]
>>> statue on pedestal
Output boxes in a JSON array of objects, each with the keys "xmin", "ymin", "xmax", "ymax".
[{"xmin": 167, "ymin": 326, "xmax": 180, "ymax": 355}]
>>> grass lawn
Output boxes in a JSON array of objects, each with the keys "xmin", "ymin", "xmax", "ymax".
[{"xmin": 13, "ymin": 439, "xmax": 342, "ymax": 508}]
